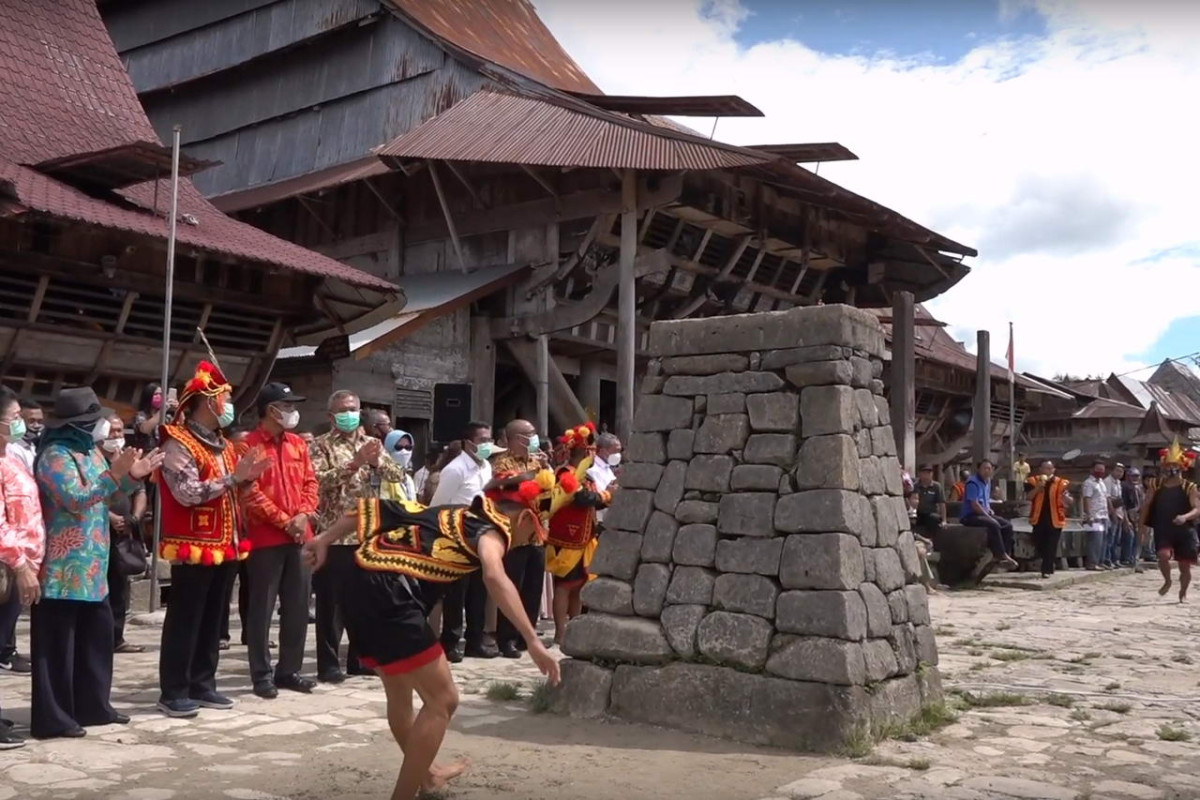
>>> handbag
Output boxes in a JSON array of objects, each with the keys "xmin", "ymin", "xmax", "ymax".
[{"xmin": 113, "ymin": 528, "xmax": 148, "ymax": 577}]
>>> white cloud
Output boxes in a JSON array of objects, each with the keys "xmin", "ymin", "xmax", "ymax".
[{"xmin": 534, "ymin": 0, "xmax": 1200, "ymax": 378}]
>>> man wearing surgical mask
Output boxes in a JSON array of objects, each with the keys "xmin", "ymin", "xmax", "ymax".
[
  {"xmin": 240, "ymin": 383, "xmax": 319, "ymax": 697},
  {"xmin": 382, "ymin": 430, "xmax": 418, "ymax": 502},
  {"xmin": 310, "ymin": 391, "xmax": 408, "ymax": 681},
  {"xmin": 587, "ymin": 432, "xmax": 623, "ymax": 521},
  {"xmin": 9, "ymin": 398, "xmax": 43, "ymax": 473}
]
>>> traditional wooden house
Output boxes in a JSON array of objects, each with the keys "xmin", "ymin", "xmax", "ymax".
[
  {"xmin": 101, "ymin": 0, "xmax": 973, "ymax": 449},
  {"xmin": 0, "ymin": 0, "xmax": 396, "ymax": 413}
]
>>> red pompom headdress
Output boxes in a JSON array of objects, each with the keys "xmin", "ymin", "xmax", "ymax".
[
  {"xmin": 485, "ymin": 468, "xmax": 555, "ymax": 512},
  {"xmin": 558, "ymin": 421, "xmax": 597, "ymax": 452},
  {"xmin": 177, "ymin": 360, "xmax": 232, "ymax": 412},
  {"xmin": 1159, "ymin": 438, "xmax": 1197, "ymax": 470}
]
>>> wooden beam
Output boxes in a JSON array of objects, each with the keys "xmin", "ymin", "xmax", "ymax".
[
  {"xmin": 470, "ymin": 316, "xmax": 496, "ymax": 423},
  {"xmin": 692, "ymin": 229, "xmax": 713, "ymax": 262},
  {"xmin": 616, "ymin": 169, "xmax": 637, "ymax": 444},
  {"xmin": 171, "ymin": 303, "xmax": 213, "ymax": 382},
  {"xmin": 890, "ymin": 291, "xmax": 916, "ymax": 473},
  {"xmin": 445, "ymin": 162, "xmax": 486, "ymax": 209},
  {"xmin": 504, "ymin": 338, "xmax": 587, "ymax": 430},
  {"xmin": 638, "ymin": 209, "xmax": 657, "ymax": 242},
  {"xmin": 914, "ymin": 245, "xmax": 951, "ymax": 279},
  {"xmin": 427, "ymin": 161, "xmax": 467, "ymax": 273},
  {"xmin": 296, "ymin": 196, "xmax": 337, "ymax": 241},
  {"xmin": 364, "ymin": 177, "xmax": 404, "ymax": 223},
  {"xmin": 0, "ymin": 274, "xmax": 48, "ymax": 374},
  {"xmin": 521, "ymin": 164, "xmax": 558, "ymax": 198},
  {"xmin": 715, "ymin": 235, "xmax": 752, "ymax": 281},
  {"xmin": 974, "ymin": 330, "xmax": 992, "ymax": 463},
  {"xmin": 524, "ymin": 213, "xmax": 614, "ymax": 299},
  {"xmin": 86, "ymin": 289, "xmax": 139, "ymax": 384},
  {"xmin": 743, "ymin": 248, "xmax": 766, "ymax": 283}
]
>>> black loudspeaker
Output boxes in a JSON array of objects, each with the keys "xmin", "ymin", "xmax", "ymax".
[{"xmin": 433, "ymin": 383, "xmax": 472, "ymax": 443}]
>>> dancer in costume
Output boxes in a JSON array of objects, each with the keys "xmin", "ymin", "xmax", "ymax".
[
  {"xmin": 302, "ymin": 472, "xmax": 560, "ymax": 800},
  {"xmin": 156, "ymin": 361, "xmax": 270, "ymax": 717},
  {"xmin": 545, "ymin": 423, "xmax": 613, "ymax": 644},
  {"xmin": 1140, "ymin": 438, "xmax": 1200, "ymax": 602}
]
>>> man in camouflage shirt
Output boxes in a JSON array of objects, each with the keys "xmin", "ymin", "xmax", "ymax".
[{"xmin": 309, "ymin": 390, "xmax": 406, "ymax": 682}]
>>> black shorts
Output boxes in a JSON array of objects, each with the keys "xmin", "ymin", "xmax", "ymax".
[
  {"xmin": 343, "ymin": 568, "xmax": 443, "ymax": 675},
  {"xmin": 1154, "ymin": 527, "xmax": 1199, "ymax": 563}
]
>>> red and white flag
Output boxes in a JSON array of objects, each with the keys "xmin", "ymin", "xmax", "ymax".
[{"xmin": 1006, "ymin": 321, "xmax": 1015, "ymax": 379}]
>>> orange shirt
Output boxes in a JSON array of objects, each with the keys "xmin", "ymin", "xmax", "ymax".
[{"xmin": 241, "ymin": 426, "xmax": 319, "ymax": 549}]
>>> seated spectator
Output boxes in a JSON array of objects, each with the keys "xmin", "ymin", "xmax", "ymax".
[
  {"xmin": 959, "ymin": 459, "xmax": 1018, "ymax": 570},
  {"xmin": 913, "ymin": 464, "xmax": 946, "ymax": 534}
]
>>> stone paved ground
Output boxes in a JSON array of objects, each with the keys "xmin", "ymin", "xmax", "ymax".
[{"xmin": 2, "ymin": 570, "xmax": 1199, "ymax": 799}]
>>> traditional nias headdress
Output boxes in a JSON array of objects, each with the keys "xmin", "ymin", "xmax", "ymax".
[
  {"xmin": 558, "ymin": 421, "xmax": 597, "ymax": 452},
  {"xmin": 178, "ymin": 360, "xmax": 232, "ymax": 410},
  {"xmin": 485, "ymin": 468, "xmax": 556, "ymax": 512},
  {"xmin": 1158, "ymin": 437, "xmax": 1197, "ymax": 469}
]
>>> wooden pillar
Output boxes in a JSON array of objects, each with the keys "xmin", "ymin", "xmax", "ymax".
[
  {"xmin": 579, "ymin": 359, "xmax": 603, "ymax": 421},
  {"xmin": 469, "ymin": 316, "xmax": 496, "ymax": 425},
  {"xmin": 973, "ymin": 330, "xmax": 991, "ymax": 464},
  {"xmin": 535, "ymin": 334, "xmax": 550, "ymax": 436},
  {"xmin": 616, "ymin": 169, "xmax": 637, "ymax": 444},
  {"xmin": 890, "ymin": 291, "xmax": 916, "ymax": 474}
]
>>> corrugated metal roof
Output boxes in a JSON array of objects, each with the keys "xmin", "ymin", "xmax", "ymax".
[
  {"xmin": 1072, "ymin": 397, "xmax": 1147, "ymax": 420},
  {"xmin": 385, "ymin": 0, "xmax": 601, "ymax": 95},
  {"xmin": 210, "ymin": 156, "xmax": 391, "ymax": 213},
  {"xmin": 568, "ymin": 93, "xmax": 763, "ymax": 118},
  {"xmin": 1109, "ymin": 374, "xmax": 1155, "ymax": 408},
  {"xmin": 0, "ymin": 0, "xmax": 393, "ymax": 291},
  {"xmin": 746, "ymin": 143, "xmax": 859, "ymax": 163},
  {"xmin": 375, "ymin": 89, "xmax": 775, "ymax": 170}
]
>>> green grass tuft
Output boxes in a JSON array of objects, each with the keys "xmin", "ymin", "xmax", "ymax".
[
  {"xmin": 1096, "ymin": 701, "xmax": 1132, "ymax": 715},
  {"xmin": 1157, "ymin": 724, "xmax": 1191, "ymax": 742},
  {"xmin": 840, "ymin": 724, "xmax": 875, "ymax": 758},
  {"xmin": 953, "ymin": 690, "xmax": 1032, "ymax": 709},
  {"xmin": 991, "ymin": 650, "xmax": 1033, "ymax": 662},
  {"xmin": 528, "ymin": 681, "xmax": 553, "ymax": 714},
  {"xmin": 1070, "ymin": 709, "xmax": 1092, "ymax": 722},
  {"xmin": 1047, "ymin": 694, "xmax": 1076, "ymax": 708},
  {"xmin": 485, "ymin": 682, "xmax": 521, "ymax": 702},
  {"xmin": 1104, "ymin": 681, "xmax": 1122, "ymax": 692}
]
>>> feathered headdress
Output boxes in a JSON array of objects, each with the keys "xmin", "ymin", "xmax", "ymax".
[
  {"xmin": 1159, "ymin": 437, "xmax": 1197, "ymax": 469},
  {"xmin": 485, "ymin": 468, "xmax": 556, "ymax": 512},
  {"xmin": 558, "ymin": 421, "xmax": 597, "ymax": 452}
]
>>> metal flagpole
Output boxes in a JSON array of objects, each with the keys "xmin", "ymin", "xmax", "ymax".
[
  {"xmin": 150, "ymin": 125, "xmax": 182, "ymax": 613},
  {"xmin": 1008, "ymin": 321, "xmax": 1016, "ymax": 484}
]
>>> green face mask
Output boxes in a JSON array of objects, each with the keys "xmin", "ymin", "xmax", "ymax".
[
  {"xmin": 218, "ymin": 402, "xmax": 236, "ymax": 429},
  {"xmin": 333, "ymin": 410, "xmax": 361, "ymax": 433}
]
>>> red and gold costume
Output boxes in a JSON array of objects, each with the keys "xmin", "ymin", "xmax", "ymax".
[{"xmin": 545, "ymin": 423, "xmax": 612, "ymax": 588}]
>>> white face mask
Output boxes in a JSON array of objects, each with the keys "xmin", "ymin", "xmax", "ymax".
[
  {"xmin": 275, "ymin": 407, "xmax": 300, "ymax": 430},
  {"xmin": 390, "ymin": 448, "xmax": 413, "ymax": 469},
  {"xmin": 606, "ymin": 452, "xmax": 622, "ymax": 467},
  {"xmin": 101, "ymin": 437, "xmax": 125, "ymax": 454},
  {"xmin": 92, "ymin": 417, "xmax": 112, "ymax": 443}
]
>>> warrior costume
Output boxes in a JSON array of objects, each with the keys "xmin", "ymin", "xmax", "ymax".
[
  {"xmin": 545, "ymin": 423, "xmax": 612, "ymax": 589},
  {"xmin": 1145, "ymin": 440, "xmax": 1199, "ymax": 564}
]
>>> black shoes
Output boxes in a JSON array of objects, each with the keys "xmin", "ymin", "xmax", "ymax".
[
  {"xmin": 0, "ymin": 720, "xmax": 24, "ymax": 750},
  {"xmin": 0, "ymin": 653, "xmax": 31, "ymax": 673},
  {"xmin": 192, "ymin": 691, "xmax": 235, "ymax": 710},
  {"xmin": 499, "ymin": 641, "xmax": 521, "ymax": 659},
  {"xmin": 465, "ymin": 642, "xmax": 499, "ymax": 660},
  {"xmin": 108, "ymin": 713, "xmax": 132, "ymax": 725},
  {"xmin": 444, "ymin": 645, "xmax": 464, "ymax": 664},
  {"xmin": 253, "ymin": 681, "xmax": 279, "ymax": 700},
  {"xmin": 318, "ymin": 670, "xmax": 347, "ymax": 684},
  {"xmin": 276, "ymin": 674, "xmax": 316, "ymax": 694}
]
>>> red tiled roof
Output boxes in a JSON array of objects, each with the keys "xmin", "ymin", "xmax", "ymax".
[{"xmin": 0, "ymin": 0, "xmax": 393, "ymax": 291}]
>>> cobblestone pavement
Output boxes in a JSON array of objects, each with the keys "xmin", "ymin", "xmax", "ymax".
[{"xmin": 1, "ymin": 570, "xmax": 1199, "ymax": 799}]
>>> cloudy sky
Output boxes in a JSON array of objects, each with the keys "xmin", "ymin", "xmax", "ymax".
[{"xmin": 534, "ymin": 0, "xmax": 1200, "ymax": 380}]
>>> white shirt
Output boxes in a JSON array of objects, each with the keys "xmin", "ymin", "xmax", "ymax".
[
  {"xmin": 587, "ymin": 459, "xmax": 617, "ymax": 494},
  {"xmin": 413, "ymin": 466, "xmax": 431, "ymax": 498},
  {"xmin": 10, "ymin": 439, "xmax": 34, "ymax": 473},
  {"xmin": 429, "ymin": 451, "xmax": 491, "ymax": 507},
  {"xmin": 1081, "ymin": 476, "xmax": 1110, "ymax": 524}
]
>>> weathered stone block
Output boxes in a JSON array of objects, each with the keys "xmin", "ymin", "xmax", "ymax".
[
  {"xmin": 801, "ymin": 384, "xmax": 857, "ymax": 437},
  {"xmin": 654, "ymin": 461, "xmax": 687, "ymax": 515},
  {"xmin": 872, "ymin": 548, "xmax": 905, "ymax": 593},
  {"xmin": 761, "ymin": 344, "xmax": 847, "ymax": 370},
  {"xmin": 632, "ymin": 395, "xmax": 693, "ymax": 432},
  {"xmin": 774, "ymin": 490, "xmax": 872, "ymax": 537},
  {"xmin": 779, "ymin": 473, "xmax": 794, "ymax": 494},
  {"xmin": 694, "ymin": 414, "xmax": 750, "ymax": 454},
  {"xmin": 708, "ymin": 392, "xmax": 746, "ymax": 415},
  {"xmin": 766, "ymin": 636, "xmax": 866, "ymax": 685},
  {"xmin": 684, "ymin": 454, "xmax": 734, "ymax": 493},
  {"xmin": 562, "ymin": 614, "xmax": 672, "ymax": 664},
  {"xmin": 746, "ymin": 392, "xmax": 800, "ymax": 432},
  {"xmin": 858, "ymin": 582, "xmax": 893, "ymax": 638},
  {"xmin": 640, "ymin": 512, "xmax": 678, "ymax": 563},
  {"xmin": 863, "ymin": 551, "xmax": 877, "ymax": 584},
  {"xmin": 660, "ymin": 604, "xmax": 706, "ymax": 658},
  {"xmin": 897, "ymin": 531, "xmax": 921, "ymax": 581},
  {"xmin": 795, "ymin": 435, "xmax": 860, "ymax": 490},
  {"xmin": 870, "ymin": 378, "xmax": 885, "ymax": 396},
  {"xmin": 667, "ymin": 429, "xmax": 695, "ymax": 460},
  {"xmin": 580, "ymin": 577, "xmax": 634, "ymax": 616},
  {"xmin": 893, "ymin": 496, "xmax": 912, "ymax": 533},
  {"xmin": 672, "ymin": 524, "xmax": 718, "ymax": 567},
  {"xmin": 882, "ymin": 458, "xmax": 904, "ymax": 496},
  {"xmin": 626, "ymin": 432, "xmax": 667, "ymax": 465},
  {"xmin": 605, "ymin": 489, "xmax": 654, "ymax": 533},
  {"xmin": 618, "ymin": 462, "xmax": 664, "ymax": 490},
  {"xmin": 666, "ymin": 566, "xmax": 717, "ymax": 605},
  {"xmin": 853, "ymin": 388, "xmax": 879, "ymax": 428},
  {"xmin": 890, "ymin": 624, "xmax": 919, "ymax": 674},
  {"xmin": 693, "ymin": 395, "xmax": 707, "ymax": 414},
  {"xmin": 664, "ymin": 371, "xmax": 785, "ymax": 397},
  {"xmin": 713, "ymin": 574, "xmax": 779, "ymax": 619},
  {"xmin": 697, "ymin": 611, "xmax": 773, "ymax": 670},
  {"xmin": 854, "ymin": 428, "xmax": 873, "ymax": 458},
  {"xmin": 784, "ymin": 361, "xmax": 854, "ymax": 388},
  {"xmin": 743, "ymin": 433, "xmax": 797, "ymax": 467},
  {"xmin": 887, "ymin": 590, "xmax": 909, "ymax": 624},
  {"xmin": 905, "ymin": 584, "xmax": 931, "ymax": 626},
  {"xmin": 608, "ymin": 662, "xmax": 870, "ymax": 752},
  {"xmin": 633, "ymin": 563, "xmax": 672, "ymax": 618},
  {"xmin": 730, "ymin": 464, "xmax": 783, "ymax": 490},
  {"xmin": 640, "ymin": 375, "xmax": 666, "ymax": 395},
  {"xmin": 590, "ymin": 531, "xmax": 644, "ymax": 581},
  {"xmin": 648, "ymin": 305, "xmax": 883, "ymax": 360},
  {"xmin": 718, "ymin": 493, "xmax": 777, "ymax": 536},
  {"xmin": 675, "ymin": 500, "xmax": 718, "ymax": 524},
  {"xmin": 872, "ymin": 496, "xmax": 899, "ymax": 548},
  {"xmin": 715, "ymin": 537, "xmax": 783, "ymax": 575},
  {"xmin": 871, "ymin": 426, "xmax": 897, "ymax": 457},
  {"xmin": 551, "ymin": 659, "xmax": 612, "ymax": 719},
  {"xmin": 662, "ymin": 353, "xmax": 748, "ymax": 375},
  {"xmin": 859, "ymin": 457, "xmax": 886, "ymax": 496},
  {"xmin": 915, "ymin": 624, "xmax": 939, "ymax": 666},
  {"xmin": 850, "ymin": 357, "xmax": 873, "ymax": 389},
  {"xmin": 775, "ymin": 590, "xmax": 867, "ymax": 640},
  {"xmin": 875, "ymin": 395, "xmax": 891, "ymax": 426},
  {"xmin": 779, "ymin": 534, "xmax": 865, "ymax": 591},
  {"xmin": 864, "ymin": 639, "xmax": 901, "ymax": 681}
]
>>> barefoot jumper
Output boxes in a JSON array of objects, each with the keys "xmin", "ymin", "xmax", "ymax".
[{"xmin": 1141, "ymin": 439, "xmax": 1200, "ymax": 603}]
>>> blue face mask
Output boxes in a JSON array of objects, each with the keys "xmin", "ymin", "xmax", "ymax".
[
  {"xmin": 474, "ymin": 442, "xmax": 497, "ymax": 462},
  {"xmin": 333, "ymin": 410, "xmax": 361, "ymax": 433},
  {"xmin": 218, "ymin": 402, "xmax": 235, "ymax": 429}
]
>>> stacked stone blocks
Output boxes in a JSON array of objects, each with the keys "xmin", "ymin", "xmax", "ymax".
[{"xmin": 556, "ymin": 305, "xmax": 941, "ymax": 752}]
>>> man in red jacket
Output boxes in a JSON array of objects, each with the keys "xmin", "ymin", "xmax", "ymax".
[{"xmin": 241, "ymin": 383, "xmax": 320, "ymax": 698}]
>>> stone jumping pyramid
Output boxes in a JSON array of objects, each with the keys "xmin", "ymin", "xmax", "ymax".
[{"xmin": 555, "ymin": 304, "xmax": 941, "ymax": 752}]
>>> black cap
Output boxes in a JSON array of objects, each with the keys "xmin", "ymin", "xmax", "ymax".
[
  {"xmin": 918, "ymin": 463, "xmax": 934, "ymax": 472},
  {"xmin": 256, "ymin": 382, "xmax": 306, "ymax": 414}
]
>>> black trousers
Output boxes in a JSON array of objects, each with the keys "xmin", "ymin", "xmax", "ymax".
[
  {"xmin": 0, "ymin": 587, "xmax": 20, "ymax": 661},
  {"xmin": 246, "ymin": 544, "xmax": 310, "ymax": 684},
  {"xmin": 313, "ymin": 545, "xmax": 360, "ymax": 675},
  {"xmin": 496, "ymin": 545, "xmax": 545, "ymax": 647},
  {"xmin": 440, "ymin": 572, "xmax": 488, "ymax": 651},
  {"xmin": 963, "ymin": 514, "xmax": 1015, "ymax": 559},
  {"xmin": 159, "ymin": 562, "xmax": 236, "ymax": 702},
  {"xmin": 31, "ymin": 599, "xmax": 118, "ymax": 738},
  {"xmin": 220, "ymin": 561, "xmax": 250, "ymax": 644},
  {"xmin": 106, "ymin": 565, "xmax": 131, "ymax": 647},
  {"xmin": 1034, "ymin": 521, "xmax": 1064, "ymax": 576}
]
